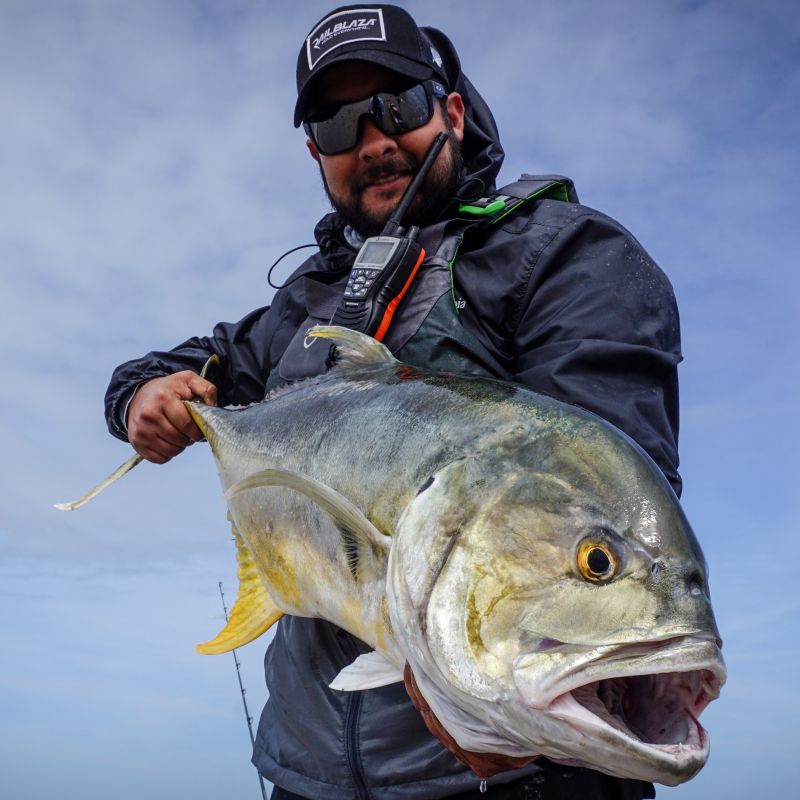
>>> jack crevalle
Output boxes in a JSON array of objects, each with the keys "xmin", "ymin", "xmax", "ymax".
[{"xmin": 187, "ymin": 326, "xmax": 725, "ymax": 787}]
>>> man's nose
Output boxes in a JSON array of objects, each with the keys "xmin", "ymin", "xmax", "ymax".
[{"xmin": 358, "ymin": 119, "xmax": 397, "ymax": 160}]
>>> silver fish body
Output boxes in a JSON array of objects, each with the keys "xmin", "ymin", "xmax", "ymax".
[{"xmin": 188, "ymin": 326, "xmax": 725, "ymax": 787}]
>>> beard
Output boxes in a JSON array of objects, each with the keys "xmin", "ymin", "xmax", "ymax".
[{"xmin": 319, "ymin": 130, "xmax": 465, "ymax": 238}]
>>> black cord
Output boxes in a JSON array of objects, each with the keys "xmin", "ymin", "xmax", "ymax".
[{"xmin": 267, "ymin": 243, "xmax": 319, "ymax": 290}]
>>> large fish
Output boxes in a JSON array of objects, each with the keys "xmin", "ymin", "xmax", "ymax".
[{"xmin": 187, "ymin": 326, "xmax": 725, "ymax": 787}]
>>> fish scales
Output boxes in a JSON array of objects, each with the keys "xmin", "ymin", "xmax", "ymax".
[{"xmin": 187, "ymin": 326, "xmax": 725, "ymax": 787}]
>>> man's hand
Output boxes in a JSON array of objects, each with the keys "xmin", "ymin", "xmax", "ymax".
[
  {"xmin": 403, "ymin": 664, "xmax": 538, "ymax": 779},
  {"xmin": 127, "ymin": 372, "xmax": 217, "ymax": 463}
]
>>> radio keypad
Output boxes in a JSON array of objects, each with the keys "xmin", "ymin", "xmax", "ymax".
[{"xmin": 344, "ymin": 268, "xmax": 381, "ymax": 299}]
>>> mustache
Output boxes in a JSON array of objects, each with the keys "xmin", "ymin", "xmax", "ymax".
[{"xmin": 354, "ymin": 154, "xmax": 419, "ymax": 191}]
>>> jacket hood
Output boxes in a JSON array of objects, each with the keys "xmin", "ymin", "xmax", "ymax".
[{"xmin": 421, "ymin": 26, "xmax": 504, "ymax": 202}]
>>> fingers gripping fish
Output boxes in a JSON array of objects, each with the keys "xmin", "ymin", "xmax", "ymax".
[{"xmin": 54, "ymin": 355, "xmax": 221, "ymax": 512}]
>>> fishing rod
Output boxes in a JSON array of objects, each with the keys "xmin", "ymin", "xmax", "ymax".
[{"xmin": 218, "ymin": 581, "xmax": 268, "ymax": 800}]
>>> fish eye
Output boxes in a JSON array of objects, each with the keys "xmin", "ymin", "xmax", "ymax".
[{"xmin": 576, "ymin": 539, "xmax": 619, "ymax": 583}]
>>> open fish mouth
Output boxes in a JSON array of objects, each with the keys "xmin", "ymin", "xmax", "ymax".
[
  {"xmin": 558, "ymin": 668, "xmax": 719, "ymax": 752},
  {"xmin": 522, "ymin": 635, "xmax": 726, "ymax": 775}
]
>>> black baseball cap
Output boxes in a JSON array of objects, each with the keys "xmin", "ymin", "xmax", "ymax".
[{"xmin": 294, "ymin": 4, "xmax": 449, "ymax": 127}]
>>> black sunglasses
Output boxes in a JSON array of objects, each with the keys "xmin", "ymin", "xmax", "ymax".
[{"xmin": 304, "ymin": 80, "xmax": 448, "ymax": 156}]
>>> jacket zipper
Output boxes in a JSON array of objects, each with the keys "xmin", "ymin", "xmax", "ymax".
[{"xmin": 344, "ymin": 689, "xmax": 371, "ymax": 800}]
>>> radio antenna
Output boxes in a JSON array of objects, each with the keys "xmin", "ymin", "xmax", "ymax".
[
  {"xmin": 382, "ymin": 132, "xmax": 447, "ymax": 236},
  {"xmin": 218, "ymin": 581, "xmax": 268, "ymax": 800}
]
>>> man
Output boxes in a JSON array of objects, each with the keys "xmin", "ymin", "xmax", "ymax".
[{"xmin": 106, "ymin": 5, "xmax": 680, "ymax": 799}]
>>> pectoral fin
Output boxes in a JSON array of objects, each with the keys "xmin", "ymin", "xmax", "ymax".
[
  {"xmin": 329, "ymin": 651, "xmax": 404, "ymax": 691},
  {"xmin": 196, "ymin": 516, "xmax": 283, "ymax": 655},
  {"xmin": 225, "ymin": 468, "xmax": 390, "ymax": 581}
]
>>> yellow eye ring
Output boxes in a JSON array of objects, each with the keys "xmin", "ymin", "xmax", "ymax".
[{"xmin": 577, "ymin": 540, "xmax": 618, "ymax": 582}]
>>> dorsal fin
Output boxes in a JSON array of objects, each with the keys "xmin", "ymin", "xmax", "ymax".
[
  {"xmin": 196, "ymin": 516, "xmax": 283, "ymax": 655},
  {"xmin": 306, "ymin": 325, "xmax": 397, "ymax": 370}
]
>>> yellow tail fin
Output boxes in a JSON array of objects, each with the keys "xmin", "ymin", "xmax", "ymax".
[{"xmin": 196, "ymin": 516, "xmax": 284, "ymax": 654}]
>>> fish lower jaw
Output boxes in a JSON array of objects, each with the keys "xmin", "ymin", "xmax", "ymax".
[{"xmin": 548, "ymin": 689, "xmax": 705, "ymax": 748}]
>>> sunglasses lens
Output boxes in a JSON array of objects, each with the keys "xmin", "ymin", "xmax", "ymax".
[
  {"xmin": 307, "ymin": 83, "xmax": 434, "ymax": 155},
  {"xmin": 384, "ymin": 84, "xmax": 431, "ymax": 132},
  {"xmin": 311, "ymin": 100, "xmax": 369, "ymax": 154}
]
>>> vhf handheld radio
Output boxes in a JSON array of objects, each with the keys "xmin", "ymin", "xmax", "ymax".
[{"xmin": 329, "ymin": 132, "xmax": 447, "ymax": 341}]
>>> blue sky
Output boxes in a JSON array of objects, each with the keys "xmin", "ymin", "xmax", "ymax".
[{"xmin": 1, "ymin": 1, "xmax": 798, "ymax": 798}]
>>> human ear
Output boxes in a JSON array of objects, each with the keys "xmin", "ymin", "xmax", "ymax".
[
  {"xmin": 306, "ymin": 138, "xmax": 320, "ymax": 161},
  {"xmin": 445, "ymin": 92, "xmax": 465, "ymax": 142}
]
